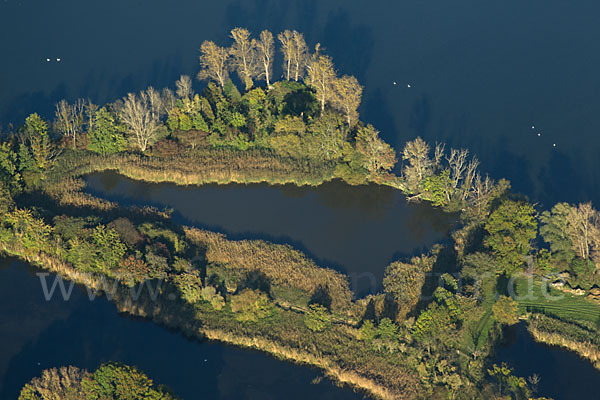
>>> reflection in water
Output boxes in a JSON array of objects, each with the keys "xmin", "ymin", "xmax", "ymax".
[
  {"xmin": 494, "ymin": 323, "xmax": 600, "ymax": 400},
  {"xmin": 85, "ymin": 172, "xmax": 456, "ymax": 296},
  {"xmin": 0, "ymin": 259, "xmax": 363, "ymax": 400}
]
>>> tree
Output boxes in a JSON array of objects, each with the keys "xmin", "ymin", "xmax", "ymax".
[
  {"xmin": 355, "ymin": 124, "xmax": 397, "ymax": 175},
  {"xmin": 0, "ymin": 141, "xmax": 20, "ymax": 194},
  {"xmin": 485, "ymin": 199, "xmax": 537, "ymax": 275},
  {"xmin": 402, "ymin": 137, "xmax": 433, "ymax": 191},
  {"xmin": 540, "ymin": 202, "xmax": 576, "ymax": 265},
  {"xmin": 18, "ymin": 366, "xmax": 88, "ymax": 400},
  {"xmin": 306, "ymin": 53, "xmax": 336, "ymax": 113},
  {"xmin": 492, "ymin": 295, "xmax": 519, "ymax": 325},
  {"xmin": 175, "ymin": 75, "xmax": 193, "ymax": 100},
  {"xmin": 229, "ymin": 27, "xmax": 257, "ymax": 90},
  {"xmin": 255, "ymin": 30, "xmax": 274, "ymax": 86},
  {"xmin": 197, "ymin": 40, "xmax": 230, "ymax": 88},
  {"xmin": 291, "ymin": 30, "xmax": 309, "ymax": 81},
  {"xmin": 304, "ymin": 303, "xmax": 331, "ymax": 332},
  {"xmin": 87, "ymin": 107, "xmax": 127, "ymax": 156},
  {"xmin": 565, "ymin": 202, "xmax": 600, "ymax": 264},
  {"xmin": 384, "ymin": 256, "xmax": 433, "ymax": 320},
  {"xmin": 231, "ymin": 289, "xmax": 274, "ymax": 322},
  {"xmin": 119, "ymin": 92, "xmax": 162, "ymax": 152},
  {"xmin": 55, "ymin": 99, "xmax": 85, "ymax": 149},
  {"xmin": 332, "ymin": 75, "xmax": 362, "ymax": 127},
  {"xmin": 85, "ymin": 100, "xmax": 99, "ymax": 135},
  {"xmin": 488, "ymin": 363, "xmax": 530, "ymax": 399},
  {"xmin": 82, "ymin": 362, "xmax": 174, "ymax": 400},
  {"xmin": 24, "ymin": 113, "xmax": 56, "ymax": 171},
  {"xmin": 278, "ymin": 30, "xmax": 294, "ymax": 81},
  {"xmin": 446, "ymin": 148, "xmax": 469, "ymax": 193}
]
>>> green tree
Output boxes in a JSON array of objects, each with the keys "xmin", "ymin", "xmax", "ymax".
[
  {"xmin": 359, "ymin": 320, "xmax": 377, "ymax": 341},
  {"xmin": 485, "ymin": 199, "xmax": 537, "ymax": 275},
  {"xmin": 24, "ymin": 113, "xmax": 55, "ymax": 171},
  {"xmin": 82, "ymin": 362, "xmax": 174, "ymax": 400},
  {"xmin": 540, "ymin": 202, "xmax": 576, "ymax": 265},
  {"xmin": 230, "ymin": 289, "xmax": 274, "ymax": 322},
  {"xmin": 87, "ymin": 107, "xmax": 127, "ymax": 156},
  {"xmin": 421, "ymin": 169, "xmax": 453, "ymax": 206},
  {"xmin": 0, "ymin": 141, "xmax": 21, "ymax": 194},
  {"xmin": 492, "ymin": 295, "xmax": 519, "ymax": 326},
  {"xmin": 304, "ymin": 303, "xmax": 331, "ymax": 332},
  {"xmin": 488, "ymin": 363, "xmax": 530, "ymax": 399},
  {"xmin": 377, "ymin": 318, "xmax": 399, "ymax": 341}
]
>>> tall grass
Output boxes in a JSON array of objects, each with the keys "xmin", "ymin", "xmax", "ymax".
[
  {"xmin": 51, "ymin": 148, "xmax": 341, "ymax": 188},
  {"xmin": 184, "ymin": 227, "xmax": 354, "ymax": 312},
  {"xmin": 527, "ymin": 314, "xmax": 600, "ymax": 369}
]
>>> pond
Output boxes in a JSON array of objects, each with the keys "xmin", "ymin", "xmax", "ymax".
[
  {"xmin": 0, "ymin": 258, "xmax": 364, "ymax": 400},
  {"xmin": 85, "ymin": 171, "xmax": 457, "ymax": 296}
]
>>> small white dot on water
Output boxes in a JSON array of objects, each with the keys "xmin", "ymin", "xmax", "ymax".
[
  {"xmin": 46, "ymin": 58, "xmax": 50, "ymax": 62},
  {"xmin": 393, "ymin": 81, "xmax": 397, "ymax": 85},
  {"xmin": 537, "ymin": 133, "xmax": 541, "ymax": 137},
  {"xmin": 407, "ymin": 84, "xmax": 411, "ymax": 88},
  {"xmin": 531, "ymin": 125, "xmax": 535, "ymax": 129},
  {"xmin": 553, "ymin": 143, "xmax": 556, "ymax": 147}
]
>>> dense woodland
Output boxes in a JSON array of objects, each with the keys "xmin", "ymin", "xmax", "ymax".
[{"xmin": 1, "ymin": 28, "xmax": 598, "ymax": 399}]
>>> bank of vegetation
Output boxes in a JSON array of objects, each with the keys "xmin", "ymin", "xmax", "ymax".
[
  {"xmin": 1, "ymin": 27, "xmax": 597, "ymax": 399},
  {"xmin": 19, "ymin": 363, "xmax": 177, "ymax": 400}
]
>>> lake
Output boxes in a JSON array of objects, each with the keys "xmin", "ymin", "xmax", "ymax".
[
  {"xmin": 2, "ymin": 0, "xmax": 600, "ymax": 207},
  {"xmin": 0, "ymin": 258, "xmax": 364, "ymax": 400}
]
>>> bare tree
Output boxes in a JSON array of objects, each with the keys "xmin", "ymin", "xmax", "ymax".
[
  {"xmin": 85, "ymin": 100, "xmax": 98, "ymax": 134},
  {"xmin": 332, "ymin": 75, "xmax": 362, "ymax": 127},
  {"xmin": 55, "ymin": 99, "xmax": 85, "ymax": 149},
  {"xmin": 255, "ymin": 30, "xmax": 274, "ymax": 86},
  {"xmin": 402, "ymin": 137, "xmax": 433, "ymax": 190},
  {"xmin": 462, "ymin": 156, "xmax": 480, "ymax": 201},
  {"xmin": 161, "ymin": 88, "xmax": 176, "ymax": 112},
  {"xmin": 291, "ymin": 30, "xmax": 309, "ymax": 81},
  {"xmin": 278, "ymin": 30, "xmax": 294, "ymax": 81},
  {"xmin": 119, "ymin": 91, "xmax": 161, "ymax": 152},
  {"xmin": 565, "ymin": 203, "xmax": 600, "ymax": 262},
  {"xmin": 306, "ymin": 53, "xmax": 336, "ymax": 113},
  {"xmin": 229, "ymin": 27, "xmax": 257, "ymax": 90},
  {"xmin": 175, "ymin": 75, "xmax": 194, "ymax": 100},
  {"xmin": 197, "ymin": 41, "xmax": 230, "ymax": 88},
  {"xmin": 434, "ymin": 142, "xmax": 446, "ymax": 168},
  {"xmin": 447, "ymin": 148, "xmax": 469, "ymax": 191}
]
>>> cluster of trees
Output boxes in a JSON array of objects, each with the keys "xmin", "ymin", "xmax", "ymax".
[
  {"xmin": 198, "ymin": 28, "xmax": 362, "ymax": 125},
  {"xmin": 400, "ymin": 137, "xmax": 509, "ymax": 214},
  {"xmin": 0, "ymin": 28, "xmax": 395, "ymax": 186},
  {"xmin": 18, "ymin": 363, "xmax": 176, "ymax": 400}
]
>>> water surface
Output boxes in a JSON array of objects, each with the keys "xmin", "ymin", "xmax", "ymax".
[
  {"xmin": 0, "ymin": 258, "xmax": 364, "ymax": 400},
  {"xmin": 494, "ymin": 322, "xmax": 600, "ymax": 400},
  {"xmin": 85, "ymin": 171, "xmax": 457, "ymax": 295},
  {"xmin": 2, "ymin": 0, "xmax": 600, "ymax": 206}
]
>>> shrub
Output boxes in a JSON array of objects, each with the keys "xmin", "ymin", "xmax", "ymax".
[
  {"xmin": 230, "ymin": 289, "xmax": 274, "ymax": 322},
  {"xmin": 304, "ymin": 304, "xmax": 331, "ymax": 332}
]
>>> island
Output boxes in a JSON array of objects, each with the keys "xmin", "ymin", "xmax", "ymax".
[{"xmin": 2, "ymin": 28, "xmax": 599, "ymax": 400}]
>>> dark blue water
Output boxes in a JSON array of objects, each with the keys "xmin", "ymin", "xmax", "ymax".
[
  {"xmin": 85, "ymin": 171, "xmax": 456, "ymax": 296},
  {"xmin": 494, "ymin": 323, "xmax": 600, "ymax": 400},
  {"xmin": 0, "ymin": 258, "xmax": 365, "ymax": 400},
  {"xmin": 2, "ymin": 0, "xmax": 600, "ymax": 207}
]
